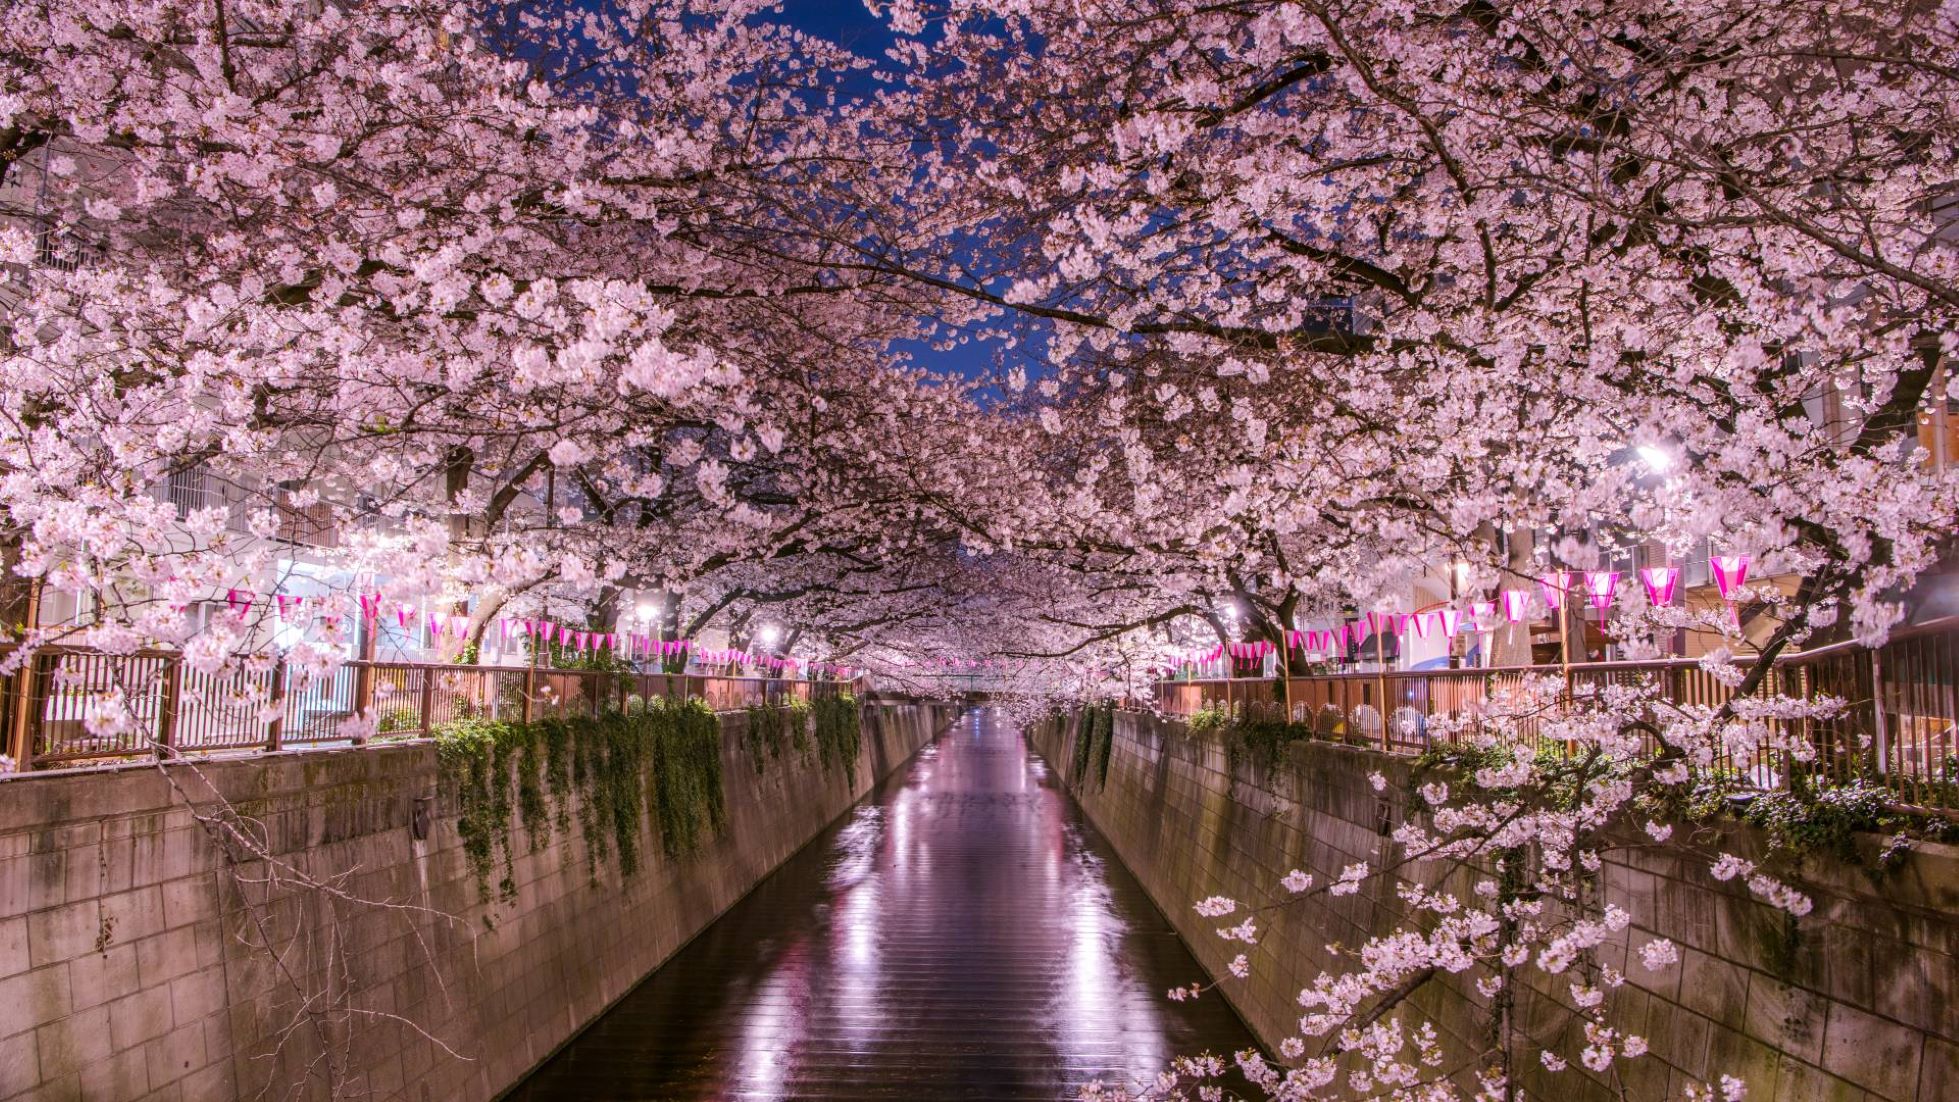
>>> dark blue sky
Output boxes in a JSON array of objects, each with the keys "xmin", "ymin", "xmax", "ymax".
[
  {"xmin": 779, "ymin": 0, "xmax": 900, "ymax": 60},
  {"xmin": 777, "ymin": 0, "xmax": 1006, "ymax": 388}
]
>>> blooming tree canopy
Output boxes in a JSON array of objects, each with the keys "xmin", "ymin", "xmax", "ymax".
[{"xmin": 4, "ymin": 0, "xmax": 1958, "ymax": 1096}]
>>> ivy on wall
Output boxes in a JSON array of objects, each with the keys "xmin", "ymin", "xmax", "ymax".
[
  {"xmin": 744, "ymin": 700, "xmax": 812, "ymax": 773},
  {"xmin": 1183, "ymin": 703, "xmax": 1314, "ymax": 777},
  {"xmin": 812, "ymin": 694, "xmax": 863, "ymax": 785},
  {"xmin": 434, "ymin": 697, "xmax": 727, "ymax": 905},
  {"xmin": 1069, "ymin": 703, "xmax": 1116, "ymax": 789}
]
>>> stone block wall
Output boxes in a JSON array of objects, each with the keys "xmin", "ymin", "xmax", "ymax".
[
  {"xmin": 1031, "ymin": 711, "xmax": 1958, "ymax": 1102},
  {"xmin": 1, "ymin": 700, "xmax": 954, "ymax": 1102}
]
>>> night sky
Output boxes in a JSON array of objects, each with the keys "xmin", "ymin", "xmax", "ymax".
[{"xmin": 777, "ymin": 0, "xmax": 1007, "ymax": 388}]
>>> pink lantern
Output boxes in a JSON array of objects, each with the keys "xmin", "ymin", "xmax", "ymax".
[
  {"xmin": 1501, "ymin": 590, "xmax": 1531, "ymax": 622},
  {"xmin": 1366, "ymin": 610, "xmax": 1388, "ymax": 636},
  {"xmin": 1711, "ymin": 554, "xmax": 1750, "ymax": 600},
  {"xmin": 1411, "ymin": 612, "xmax": 1433, "ymax": 639},
  {"xmin": 1639, "ymin": 566, "xmax": 1679, "ymax": 606},
  {"xmin": 359, "ymin": 593, "xmax": 382, "ymax": 622},
  {"xmin": 1539, "ymin": 571, "xmax": 1571, "ymax": 612},
  {"xmin": 396, "ymin": 604, "xmax": 417, "ymax": 629},
  {"xmin": 1584, "ymin": 571, "xmax": 1621, "ymax": 610},
  {"xmin": 1469, "ymin": 599, "xmax": 1495, "ymax": 622},
  {"xmin": 1439, "ymin": 609, "xmax": 1462, "ymax": 637},
  {"xmin": 1393, "ymin": 612, "xmax": 1412, "ymax": 637},
  {"xmin": 1351, "ymin": 619, "xmax": 1370, "ymax": 643},
  {"xmin": 428, "ymin": 612, "xmax": 446, "ymax": 637}
]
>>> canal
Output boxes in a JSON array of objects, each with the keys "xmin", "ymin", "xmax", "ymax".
[{"xmin": 509, "ymin": 708, "xmax": 1260, "ymax": 1100}]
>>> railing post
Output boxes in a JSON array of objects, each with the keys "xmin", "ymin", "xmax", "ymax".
[
  {"xmin": 157, "ymin": 656, "xmax": 181, "ymax": 761},
  {"xmin": 1870, "ymin": 647, "xmax": 1890, "ymax": 777},
  {"xmin": 353, "ymin": 614, "xmax": 377, "ymax": 741},
  {"xmin": 1374, "ymin": 631, "xmax": 1390, "ymax": 751},
  {"xmin": 1279, "ymin": 637, "xmax": 1293, "ymax": 723},
  {"xmin": 6, "ymin": 650, "xmax": 34, "ymax": 769},
  {"xmin": 5, "ymin": 580, "xmax": 40, "ymax": 767},
  {"xmin": 266, "ymin": 657, "xmax": 287, "ymax": 753},
  {"xmin": 521, "ymin": 662, "xmax": 535, "ymax": 726},
  {"xmin": 418, "ymin": 665, "xmax": 434, "ymax": 737}
]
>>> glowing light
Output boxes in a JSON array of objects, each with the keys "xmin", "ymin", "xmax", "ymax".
[{"xmin": 1635, "ymin": 443, "xmax": 1674, "ymax": 471}]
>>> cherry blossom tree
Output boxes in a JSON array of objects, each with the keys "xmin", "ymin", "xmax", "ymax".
[
  {"xmin": 846, "ymin": 2, "xmax": 1959, "ymax": 1098},
  {"xmin": 855, "ymin": 0, "xmax": 1959, "ymax": 665},
  {"xmin": 3, "ymin": 0, "xmax": 1957, "ymax": 1095},
  {"xmin": 0, "ymin": 0, "xmax": 964, "ymax": 673}
]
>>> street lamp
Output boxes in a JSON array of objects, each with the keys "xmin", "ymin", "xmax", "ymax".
[{"xmin": 1635, "ymin": 443, "xmax": 1675, "ymax": 472}]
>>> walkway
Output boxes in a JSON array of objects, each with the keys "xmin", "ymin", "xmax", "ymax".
[{"xmin": 510, "ymin": 709, "xmax": 1259, "ymax": 1100}]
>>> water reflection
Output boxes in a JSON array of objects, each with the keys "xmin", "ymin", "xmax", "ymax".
[{"xmin": 511, "ymin": 708, "xmax": 1258, "ymax": 1100}]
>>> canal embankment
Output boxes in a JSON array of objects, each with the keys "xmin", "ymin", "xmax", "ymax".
[
  {"xmin": 509, "ymin": 709, "xmax": 1260, "ymax": 1101},
  {"xmin": 1031, "ymin": 709, "xmax": 1959, "ymax": 1102},
  {"xmin": 0, "ymin": 698, "xmax": 956, "ymax": 1102}
]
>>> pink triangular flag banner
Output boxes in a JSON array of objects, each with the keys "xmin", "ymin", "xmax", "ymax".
[
  {"xmin": 1639, "ymin": 567, "xmax": 1679, "ymax": 606},
  {"xmin": 1502, "ymin": 590, "xmax": 1531, "ymax": 623},
  {"xmin": 1539, "ymin": 571, "xmax": 1571, "ymax": 612},
  {"xmin": 1711, "ymin": 555, "xmax": 1749, "ymax": 600}
]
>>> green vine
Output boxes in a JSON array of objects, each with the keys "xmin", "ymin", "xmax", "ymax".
[
  {"xmin": 1070, "ymin": 706, "xmax": 1096, "ymax": 783},
  {"xmin": 1068, "ymin": 702, "xmax": 1117, "ymax": 787},
  {"xmin": 1092, "ymin": 704, "xmax": 1116, "ymax": 786},
  {"xmin": 745, "ymin": 700, "xmax": 811, "ymax": 774},
  {"xmin": 434, "ymin": 696, "xmax": 728, "ymax": 903},
  {"xmin": 650, "ymin": 698, "xmax": 727, "ymax": 858},
  {"xmin": 1224, "ymin": 714, "xmax": 1314, "ymax": 776},
  {"xmin": 812, "ymin": 693, "xmax": 862, "ymax": 784},
  {"xmin": 1187, "ymin": 703, "xmax": 1230, "ymax": 732},
  {"xmin": 1740, "ymin": 780, "xmax": 1905, "ymax": 868}
]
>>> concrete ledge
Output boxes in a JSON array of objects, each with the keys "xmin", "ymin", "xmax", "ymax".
[
  {"xmin": 1033, "ymin": 710, "xmax": 1959, "ymax": 1102},
  {"xmin": 0, "ymin": 701, "xmax": 957, "ymax": 1102}
]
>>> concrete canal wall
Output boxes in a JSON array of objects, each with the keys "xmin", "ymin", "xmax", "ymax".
[
  {"xmin": 0, "ymin": 700, "xmax": 957, "ymax": 1102},
  {"xmin": 1032, "ymin": 710, "xmax": 1959, "ymax": 1102}
]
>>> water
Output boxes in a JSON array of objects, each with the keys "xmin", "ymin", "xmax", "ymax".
[{"xmin": 510, "ymin": 708, "xmax": 1260, "ymax": 1100}]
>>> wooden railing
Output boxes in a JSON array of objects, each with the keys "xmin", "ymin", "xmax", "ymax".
[
  {"xmin": 1, "ymin": 650, "xmax": 864, "ymax": 769},
  {"xmin": 1154, "ymin": 619, "xmax": 1959, "ymax": 810}
]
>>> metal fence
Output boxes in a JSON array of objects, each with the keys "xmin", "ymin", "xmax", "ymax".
[
  {"xmin": 1153, "ymin": 619, "xmax": 1959, "ymax": 811},
  {"xmin": 2, "ymin": 650, "xmax": 864, "ymax": 769}
]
